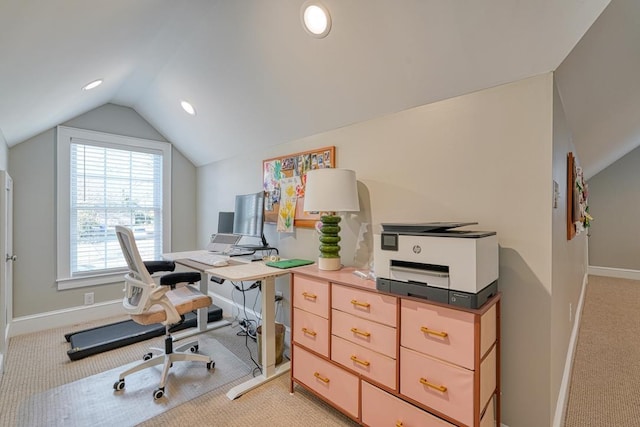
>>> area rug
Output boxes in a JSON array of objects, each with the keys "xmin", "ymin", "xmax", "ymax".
[{"xmin": 16, "ymin": 335, "xmax": 251, "ymax": 427}]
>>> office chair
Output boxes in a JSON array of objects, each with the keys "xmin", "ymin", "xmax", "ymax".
[{"xmin": 112, "ymin": 225, "xmax": 215, "ymax": 400}]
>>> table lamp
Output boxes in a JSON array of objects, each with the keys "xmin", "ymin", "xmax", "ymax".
[{"xmin": 303, "ymin": 168, "xmax": 360, "ymax": 270}]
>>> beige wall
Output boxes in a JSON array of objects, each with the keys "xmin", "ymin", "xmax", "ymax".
[
  {"xmin": 8, "ymin": 104, "xmax": 197, "ymax": 317},
  {"xmin": 550, "ymin": 80, "xmax": 589, "ymax": 426},
  {"xmin": 197, "ymin": 74, "xmax": 583, "ymax": 426},
  {"xmin": 587, "ymin": 144, "xmax": 640, "ymax": 269}
]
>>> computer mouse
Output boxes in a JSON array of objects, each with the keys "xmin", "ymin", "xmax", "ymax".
[{"xmin": 213, "ymin": 259, "xmax": 229, "ymax": 267}]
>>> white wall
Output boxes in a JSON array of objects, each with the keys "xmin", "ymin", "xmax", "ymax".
[
  {"xmin": 198, "ymin": 74, "xmax": 573, "ymax": 426},
  {"xmin": 587, "ymin": 144, "xmax": 640, "ymax": 270},
  {"xmin": 8, "ymin": 104, "xmax": 197, "ymax": 317},
  {"xmin": 0, "ymin": 128, "xmax": 8, "ymax": 170}
]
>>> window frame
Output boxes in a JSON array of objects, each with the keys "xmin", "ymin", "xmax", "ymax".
[{"xmin": 56, "ymin": 126, "xmax": 172, "ymax": 290}]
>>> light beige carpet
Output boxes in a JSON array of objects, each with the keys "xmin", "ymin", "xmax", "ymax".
[
  {"xmin": 16, "ymin": 335, "xmax": 250, "ymax": 427},
  {"xmin": 0, "ymin": 317, "xmax": 358, "ymax": 427},
  {"xmin": 564, "ymin": 275, "xmax": 640, "ymax": 426}
]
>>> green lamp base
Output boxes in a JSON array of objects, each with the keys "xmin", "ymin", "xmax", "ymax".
[{"xmin": 317, "ymin": 215, "xmax": 342, "ymax": 271}]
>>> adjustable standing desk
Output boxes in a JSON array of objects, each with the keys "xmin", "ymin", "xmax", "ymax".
[
  {"xmin": 205, "ymin": 261, "xmax": 291, "ymax": 400},
  {"xmin": 163, "ymin": 250, "xmax": 291, "ymax": 400}
]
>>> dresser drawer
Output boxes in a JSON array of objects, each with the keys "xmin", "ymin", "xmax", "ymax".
[
  {"xmin": 293, "ymin": 345, "xmax": 360, "ymax": 418},
  {"xmin": 332, "ymin": 335, "xmax": 397, "ymax": 390},
  {"xmin": 362, "ymin": 381, "xmax": 455, "ymax": 427},
  {"xmin": 401, "ymin": 299, "xmax": 477, "ymax": 369},
  {"xmin": 293, "ymin": 308, "xmax": 330, "ymax": 357},
  {"xmin": 332, "ymin": 309, "xmax": 397, "ymax": 358},
  {"xmin": 293, "ymin": 275, "xmax": 329, "ymax": 318},
  {"xmin": 332, "ymin": 284, "xmax": 397, "ymax": 327},
  {"xmin": 400, "ymin": 347, "xmax": 474, "ymax": 426}
]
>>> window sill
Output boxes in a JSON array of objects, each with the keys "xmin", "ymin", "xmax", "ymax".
[{"xmin": 57, "ymin": 271, "xmax": 126, "ymax": 290}]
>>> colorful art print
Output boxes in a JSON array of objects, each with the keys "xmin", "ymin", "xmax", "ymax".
[
  {"xmin": 281, "ymin": 157, "xmax": 295, "ymax": 171},
  {"xmin": 262, "ymin": 146, "xmax": 335, "ymax": 228}
]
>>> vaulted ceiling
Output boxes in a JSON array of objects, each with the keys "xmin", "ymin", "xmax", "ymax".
[{"xmin": 2, "ymin": 0, "xmax": 633, "ymax": 180}]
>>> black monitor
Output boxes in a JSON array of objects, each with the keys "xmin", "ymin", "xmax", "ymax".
[
  {"xmin": 218, "ymin": 211, "xmax": 235, "ymax": 234},
  {"xmin": 232, "ymin": 191, "xmax": 269, "ymax": 248}
]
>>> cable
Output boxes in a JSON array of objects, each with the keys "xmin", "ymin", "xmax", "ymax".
[{"xmin": 230, "ymin": 279, "xmax": 262, "ymax": 375}]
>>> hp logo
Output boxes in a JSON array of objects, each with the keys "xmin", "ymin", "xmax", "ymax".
[{"xmin": 412, "ymin": 245, "xmax": 421, "ymax": 254}]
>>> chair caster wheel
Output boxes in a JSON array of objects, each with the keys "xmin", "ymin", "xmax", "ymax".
[
  {"xmin": 153, "ymin": 387, "xmax": 164, "ymax": 400},
  {"xmin": 113, "ymin": 379, "xmax": 125, "ymax": 391},
  {"xmin": 143, "ymin": 352, "xmax": 153, "ymax": 361},
  {"xmin": 190, "ymin": 345, "xmax": 198, "ymax": 353},
  {"xmin": 207, "ymin": 361, "xmax": 215, "ymax": 370}
]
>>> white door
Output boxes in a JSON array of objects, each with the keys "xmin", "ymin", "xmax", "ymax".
[{"xmin": 0, "ymin": 171, "xmax": 13, "ymax": 374}]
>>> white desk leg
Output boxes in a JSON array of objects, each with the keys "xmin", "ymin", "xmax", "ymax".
[
  {"xmin": 226, "ymin": 275, "xmax": 290, "ymax": 400},
  {"xmin": 197, "ymin": 275, "xmax": 208, "ymax": 333}
]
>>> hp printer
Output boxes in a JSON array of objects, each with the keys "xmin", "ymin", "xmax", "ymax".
[{"xmin": 374, "ymin": 222, "xmax": 498, "ymax": 309}]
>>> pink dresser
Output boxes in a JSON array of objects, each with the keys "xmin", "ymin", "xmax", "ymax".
[{"xmin": 290, "ymin": 266, "xmax": 501, "ymax": 427}]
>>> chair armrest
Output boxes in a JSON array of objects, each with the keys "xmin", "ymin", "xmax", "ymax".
[
  {"xmin": 144, "ymin": 260, "xmax": 176, "ymax": 275},
  {"xmin": 160, "ymin": 271, "xmax": 202, "ymax": 287}
]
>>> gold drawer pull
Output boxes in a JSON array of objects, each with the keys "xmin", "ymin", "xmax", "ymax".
[
  {"xmin": 420, "ymin": 326, "xmax": 448, "ymax": 338},
  {"xmin": 350, "ymin": 355, "xmax": 370, "ymax": 366},
  {"xmin": 350, "ymin": 299, "xmax": 370, "ymax": 308},
  {"xmin": 314, "ymin": 372, "xmax": 330, "ymax": 383},
  {"xmin": 302, "ymin": 291, "xmax": 317, "ymax": 300},
  {"xmin": 301, "ymin": 327, "xmax": 317, "ymax": 337},
  {"xmin": 419, "ymin": 377, "xmax": 447, "ymax": 393},
  {"xmin": 350, "ymin": 327, "xmax": 371, "ymax": 337},
  {"xmin": 396, "ymin": 422, "xmax": 403, "ymax": 427}
]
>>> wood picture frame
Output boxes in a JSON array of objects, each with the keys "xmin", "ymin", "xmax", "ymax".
[
  {"xmin": 262, "ymin": 146, "xmax": 336, "ymax": 228},
  {"xmin": 567, "ymin": 152, "xmax": 576, "ymax": 240}
]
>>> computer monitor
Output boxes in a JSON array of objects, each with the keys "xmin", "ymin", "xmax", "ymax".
[
  {"xmin": 232, "ymin": 191, "xmax": 268, "ymax": 248},
  {"xmin": 218, "ymin": 211, "xmax": 235, "ymax": 234}
]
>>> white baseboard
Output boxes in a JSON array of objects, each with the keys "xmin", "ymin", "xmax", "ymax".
[
  {"xmin": 552, "ymin": 273, "xmax": 588, "ymax": 427},
  {"xmin": 9, "ymin": 299, "xmax": 124, "ymax": 337},
  {"xmin": 8, "ymin": 289, "xmax": 289, "ymax": 339},
  {"xmin": 588, "ymin": 265, "xmax": 640, "ymax": 280}
]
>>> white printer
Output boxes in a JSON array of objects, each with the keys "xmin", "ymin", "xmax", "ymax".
[{"xmin": 374, "ymin": 222, "xmax": 498, "ymax": 309}]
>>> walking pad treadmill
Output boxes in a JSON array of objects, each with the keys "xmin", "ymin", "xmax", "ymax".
[{"xmin": 64, "ymin": 305, "xmax": 223, "ymax": 361}]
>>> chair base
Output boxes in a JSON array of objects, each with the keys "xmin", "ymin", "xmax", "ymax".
[{"xmin": 113, "ymin": 332, "xmax": 214, "ymax": 400}]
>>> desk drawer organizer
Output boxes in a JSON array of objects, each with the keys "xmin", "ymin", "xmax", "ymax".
[{"xmin": 290, "ymin": 266, "xmax": 501, "ymax": 427}]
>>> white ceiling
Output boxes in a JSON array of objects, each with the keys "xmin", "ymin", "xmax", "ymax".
[{"xmin": 1, "ymin": 0, "xmax": 626, "ymax": 178}]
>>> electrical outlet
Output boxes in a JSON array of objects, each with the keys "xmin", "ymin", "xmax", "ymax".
[{"xmin": 84, "ymin": 292, "xmax": 94, "ymax": 305}]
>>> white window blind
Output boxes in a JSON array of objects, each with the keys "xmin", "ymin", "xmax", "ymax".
[
  {"xmin": 70, "ymin": 142, "xmax": 163, "ymax": 275},
  {"xmin": 56, "ymin": 126, "xmax": 171, "ymax": 290}
]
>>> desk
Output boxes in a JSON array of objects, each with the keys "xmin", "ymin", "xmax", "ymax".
[{"xmin": 163, "ymin": 250, "xmax": 291, "ymax": 400}]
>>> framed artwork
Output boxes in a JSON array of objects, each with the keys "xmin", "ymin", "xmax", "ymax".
[
  {"xmin": 567, "ymin": 153, "xmax": 593, "ymax": 240},
  {"xmin": 567, "ymin": 152, "xmax": 592, "ymax": 240},
  {"xmin": 263, "ymin": 146, "xmax": 335, "ymax": 229},
  {"xmin": 567, "ymin": 152, "xmax": 578, "ymax": 240}
]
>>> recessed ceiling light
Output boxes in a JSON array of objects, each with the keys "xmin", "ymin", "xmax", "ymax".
[
  {"xmin": 180, "ymin": 100, "xmax": 196, "ymax": 116},
  {"xmin": 301, "ymin": 2, "xmax": 331, "ymax": 38},
  {"xmin": 82, "ymin": 79, "xmax": 103, "ymax": 91}
]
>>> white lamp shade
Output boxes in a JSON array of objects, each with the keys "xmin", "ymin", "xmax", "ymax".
[{"xmin": 303, "ymin": 168, "xmax": 360, "ymax": 213}]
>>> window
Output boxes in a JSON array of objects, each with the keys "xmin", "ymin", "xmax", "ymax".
[{"xmin": 56, "ymin": 126, "xmax": 171, "ymax": 289}]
